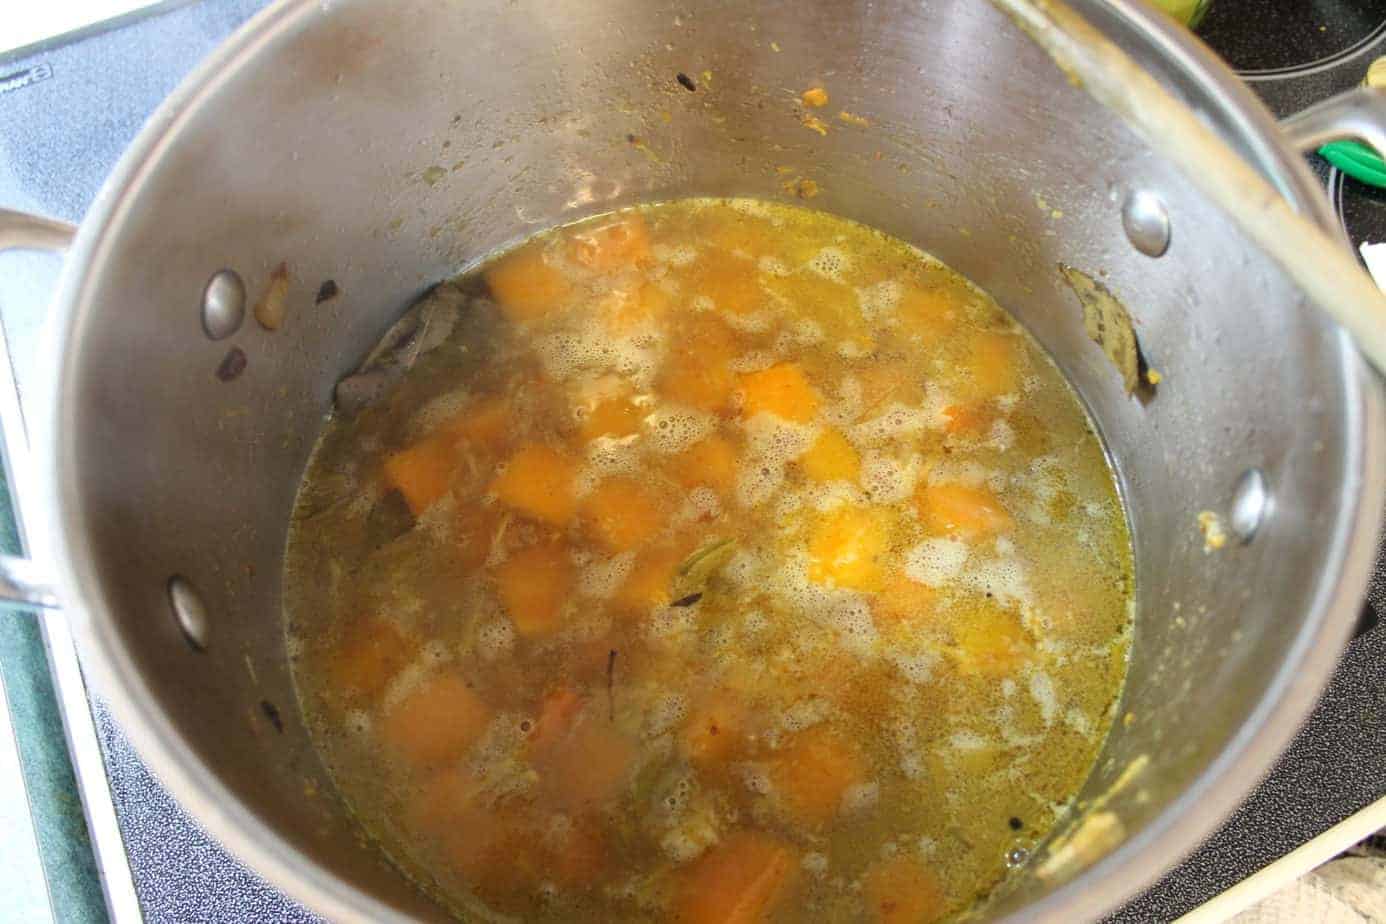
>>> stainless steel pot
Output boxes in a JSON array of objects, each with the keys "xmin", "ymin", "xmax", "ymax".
[{"xmin": 1, "ymin": 0, "xmax": 1382, "ymax": 920}]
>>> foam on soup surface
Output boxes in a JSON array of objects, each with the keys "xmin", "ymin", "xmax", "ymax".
[{"xmin": 284, "ymin": 199, "xmax": 1133, "ymax": 922}]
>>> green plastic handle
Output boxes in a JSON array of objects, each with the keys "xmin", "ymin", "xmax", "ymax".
[{"xmin": 1320, "ymin": 140, "xmax": 1386, "ymax": 189}]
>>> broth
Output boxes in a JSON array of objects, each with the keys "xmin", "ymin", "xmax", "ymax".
[{"xmin": 284, "ymin": 199, "xmax": 1132, "ymax": 922}]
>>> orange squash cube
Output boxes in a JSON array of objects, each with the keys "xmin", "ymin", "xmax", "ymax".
[
  {"xmin": 614, "ymin": 542, "xmax": 685, "ymax": 613},
  {"xmin": 914, "ymin": 483, "xmax": 1013, "ymax": 540},
  {"xmin": 445, "ymin": 395, "xmax": 512, "ymax": 452},
  {"xmin": 604, "ymin": 282, "xmax": 672, "ymax": 333},
  {"xmin": 579, "ymin": 395, "xmax": 643, "ymax": 442},
  {"xmin": 662, "ymin": 352, "xmax": 738, "ymax": 414},
  {"xmin": 326, "ymin": 619, "xmax": 415, "ymax": 703},
  {"xmin": 941, "ymin": 402, "xmax": 995, "ymax": 437},
  {"xmin": 582, "ymin": 477, "xmax": 664, "ymax": 551},
  {"xmin": 528, "ymin": 692, "xmax": 637, "ymax": 813},
  {"xmin": 670, "ymin": 434, "xmax": 739, "ymax": 495},
  {"xmin": 862, "ymin": 855, "xmax": 946, "ymax": 924},
  {"xmin": 381, "ymin": 674, "xmax": 491, "ymax": 768},
  {"xmin": 800, "ymin": 428, "xmax": 860, "ymax": 483},
  {"xmin": 857, "ymin": 361, "xmax": 925, "ymax": 413},
  {"xmin": 965, "ymin": 331, "xmax": 1023, "ymax": 399},
  {"xmin": 875, "ymin": 574, "xmax": 939, "ymax": 625},
  {"xmin": 690, "ymin": 253, "xmax": 764, "ymax": 316},
  {"xmin": 681, "ymin": 691, "xmax": 749, "ymax": 768},
  {"xmin": 807, "ymin": 506, "xmax": 892, "ymax": 591},
  {"xmin": 383, "ymin": 435, "xmax": 457, "ymax": 515},
  {"xmin": 491, "ymin": 444, "xmax": 578, "ymax": 526},
  {"xmin": 485, "ymin": 244, "xmax": 572, "ymax": 323},
  {"xmin": 454, "ymin": 501, "xmax": 504, "ymax": 571},
  {"xmin": 895, "ymin": 285, "xmax": 962, "ymax": 346},
  {"xmin": 768, "ymin": 726, "xmax": 866, "ymax": 827},
  {"xmin": 953, "ymin": 602, "xmax": 1032, "ymax": 676},
  {"xmin": 493, "ymin": 541, "xmax": 574, "ymax": 637},
  {"xmin": 739, "ymin": 362, "xmax": 820, "ymax": 423},
  {"xmin": 675, "ymin": 831, "xmax": 799, "ymax": 924}
]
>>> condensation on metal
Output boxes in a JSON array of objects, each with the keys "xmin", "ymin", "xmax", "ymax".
[
  {"xmin": 201, "ymin": 269, "xmax": 246, "ymax": 340},
  {"xmin": 167, "ymin": 575, "xmax": 210, "ymax": 651},
  {"xmin": 1121, "ymin": 190, "xmax": 1172, "ymax": 258},
  {"xmin": 1229, "ymin": 467, "xmax": 1271, "ymax": 543}
]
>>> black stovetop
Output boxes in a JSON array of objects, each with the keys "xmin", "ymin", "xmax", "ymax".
[{"xmin": 0, "ymin": 2, "xmax": 1383, "ymax": 922}]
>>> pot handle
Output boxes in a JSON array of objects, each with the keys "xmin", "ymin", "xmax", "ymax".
[
  {"xmin": 1280, "ymin": 85, "xmax": 1386, "ymax": 155},
  {"xmin": 0, "ymin": 207, "xmax": 77, "ymax": 610}
]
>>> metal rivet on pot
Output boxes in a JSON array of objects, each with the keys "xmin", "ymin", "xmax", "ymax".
[
  {"xmin": 1121, "ymin": 190, "xmax": 1171, "ymax": 257},
  {"xmin": 201, "ymin": 269, "xmax": 246, "ymax": 340},
  {"xmin": 1229, "ymin": 468, "xmax": 1270, "ymax": 543},
  {"xmin": 168, "ymin": 575, "xmax": 210, "ymax": 651}
]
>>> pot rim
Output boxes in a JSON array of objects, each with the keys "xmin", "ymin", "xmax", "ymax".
[{"xmin": 34, "ymin": 1, "xmax": 1385, "ymax": 921}]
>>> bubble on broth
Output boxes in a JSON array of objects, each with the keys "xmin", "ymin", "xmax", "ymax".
[
  {"xmin": 905, "ymin": 537, "xmax": 970, "ymax": 586},
  {"xmin": 842, "ymin": 781, "xmax": 881, "ymax": 814},
  {"xmin": 645, "ymin": 405, "xmax": 715, "ymax": 454},
  {"xmin": 1029, "ymin": 671, "xmax": 1059, "ymax": 725},
  {"xmin": 961, "ymin": 556, "xmax": 1034, "ymax": 609},
  {"xmin": 579, "ymin": 552, "xmax": 636, "ymax": 599},
  {"xmin": 857, "ymin": 279, "xmax": 903, "ymax": 322},
  {"xmin": 851, "ymin": 402, "xmax": 934, "ymax": 446},
  {"xmin": 781, "ymin": 698, "xmax": 829, "ymax": 732},
  {"xmin": 860, "ymin": 451, "xmax": 918, "ymax": 504},
  {"xmin": 475, "ymin": 618, "xmax": 515, "ymax": 660},
  {"xmin": 807, "ymin": 246, "xmax": 850, "ymax": 281}
]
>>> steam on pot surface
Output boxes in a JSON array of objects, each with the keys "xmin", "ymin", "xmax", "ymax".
[{"xmin": 282, "ymin": 198, "xmax": 1133, "ymax": 922}]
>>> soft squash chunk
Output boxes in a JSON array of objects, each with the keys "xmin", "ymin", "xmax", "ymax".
[
  {"xmin": 485, "ymin": 244, "xmax": 572, "ymax": 323},
  {"xmin": 670, "ymin": 434, "xmax": 739, "ymax": 496},
  {"xmin": 895, "ymin": 285, "xmax": 961, "ymax": 346},
  {"xmin": 491, "ymin": 445, "xmax": 578, "ymax": 526},
  {"xmin": 662, "ymin": 353, "xmax": 737, "ymax": 414},
  {"xmin": 768, "ymin": 726, "xmax": 866, "ymax": 827},
  {"xmin": 582, "ymin": 477, "xmax": 663, "ymax": 551},
  {"xmin": 808, "ymin": 506, "xmax": 892, "ymax": 591},
  {"xmin": 446, "ymin": 395, "xmax": 512, "ymax": 452},
  {"xmin": 914, "ymin": 483, "xmax": 1013, "ymax": 540},
  {"xmin": 455, "ymin": 501, "xmax": 504, "ymax": 571},
  {"xmin": 383, "ymin": 435, "xmax": 457, "ymax": 515},
  {"xmin": 740, "ymin": 362, "xmax": 820, "ymax": 423},
  {"xmin": 569, "ymin": 214, "xmax": 651, "ymax": 271},
  {"xmin": 800, "ymin": 428, "xmax": 860, "ymax": 483},
  {"xmin": 614, "ymin": 542, "xmax": 685, "ymax": 612},
  {"xmin": 549, "ymin": 816, "xmax": 610, "ymax": 890},
  {"xmin": 382, "ymin": 674, "xmax": 491, "ymax": 768},
  {"xmin": 326, "ymin": 619, "xmax": 415, "ymax": 703},
  {"xmin": 674, "ymin": 831, "xmax": 799, "ymax": 924},
  {"xmin": 680, "ymin": 691, "xmax": 749, "ymax": 768},
  {"xmin": 857, "ymin": 361, "xmax": 925, "ymax": 413},
  {"xmin": 952, "ymin": 601, "xmax": 1032, "ymax": 676},
  {"xmin": 604, "ymin": 282, "xmax": 672, "ymax": 333},
  {"xmin": 941, "ymin": 402, "xmax": 995, "ymax": 437},
  {"xmin": 528, "ymin": 692, "xmax": 637, "ymax": 812},
  {"xmin": 445, "ymin": 803, "xmax": 547, "ymax": 899},
  {"xmin": 580, "ymin": 394, "xmax": 643, "ymax": 442},
  {"xmin": 709, "ymin": 214, "xmax": 780, "ymax": 258},
  {"xmin": 690, "ymin": 253, "xmax": 764, "ymax": 316},
  {"xmin": 863, "ymin": 855, "xmax": 947, "ymax": 924},
  {"xmin": 965, "ymin": 331, "xmax": 1023, "ymax": 399},
  {"xmin": 494, "ymin": 541, "xmax": 574, "ymax": 637},
  {"xmin": 875, "ymin": 573, "xmax": 939, "ymax": 625}
]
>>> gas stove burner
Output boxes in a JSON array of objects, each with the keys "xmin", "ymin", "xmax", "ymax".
[{"xmin": 1197, "ymin": 1, "xmax": 1386, "ymax": 81}]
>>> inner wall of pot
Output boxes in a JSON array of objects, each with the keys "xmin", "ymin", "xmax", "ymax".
[{"xmin": 65, "ymin": 0, "xmax": 1360, "ymax": 918}]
